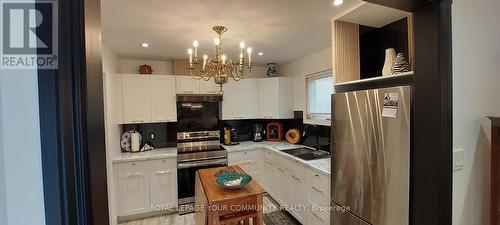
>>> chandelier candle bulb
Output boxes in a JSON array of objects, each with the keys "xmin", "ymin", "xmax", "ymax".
[
  {"xmin": 221, "ymin": 55, "xmax": 227, "ymax": 64},
  {"xmin": 240, "ymin": 42, "xmax": 245, "ymax": 55},
  {"xmin": 214, "ymin": 38, "xmax": 220, "ymax": 46},
  {"xmin": 188, "ymin": 48, "xmax": 193, "ymax": 66},
  {"xmin": 202, "ymin": 54, "xmax": 208, "ymax": 70},
  {"xmin": 247, "ymin": 47, "xmax": 252, "ymax": 65},
  {"xmin": 193, "ymin": 40, "xmax": 199, "ymax": 59}
]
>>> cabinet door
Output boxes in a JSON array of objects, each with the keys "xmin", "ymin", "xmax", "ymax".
[
  {"xmin": 199, "ymin": 81, "xmax": 220, "ymax": 94},
  {"xmin": 275, "ymin": 164, "xmax": 289, "ymax": 206},
  {"xmin": 278, "ymin": 78, "xmax": 294, "ymax": 118},
  {"xmin": 122, "ymin": 75, "xmax": 152, "ymax": 123},
  {"xmin": 221, "ymin": 78, "xmax": 259, "ymax": 120},
  {"xmin": 150, "ymin": 75, "xmax": 177, "ymax": 122},
  {"xmin": 258, "ymin": 78, "xmax": 280, "ymax": 118},
  {"xmin": 175, "ymin": 76, "xmax": 200, "ymax": 94},
  {"xmin": 289, "ymin": 172, "xmax": 307, "ymax": 223},
  {"xmin": 149, "ymin": 159, "xmax": 177, "ymax": 211},
  {"xmin": 263, "ymin": 160, "xmax": 274, "ymax": 192},
  {"xmin": 117, "ymin": 161, "xmax": 150, "ymax": 216}
]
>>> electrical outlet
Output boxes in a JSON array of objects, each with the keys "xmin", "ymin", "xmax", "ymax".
[
  {"xmin": 150, "ymin": 133, "xmax": 155, "ymax": 140},
  {"xmin": 453, "ymin": 148, "xmax": 464, "ymax": 172}
]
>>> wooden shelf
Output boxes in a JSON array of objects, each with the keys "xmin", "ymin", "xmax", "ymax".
[{"xmin": 334, "ymin": 71, "xmax": 413, "ymax": 93}]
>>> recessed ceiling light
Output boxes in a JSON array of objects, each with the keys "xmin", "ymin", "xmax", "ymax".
[
  {"xmin": 333, "ymin": 0, "xmax": 343, "ymax": 6},
  {"xmin": 141, "ymin": 42, "xmax": 150, "ymax": 48},
  {"xmin": 258, "ymin": 52, "xmax": 264, "ymax": 56}
]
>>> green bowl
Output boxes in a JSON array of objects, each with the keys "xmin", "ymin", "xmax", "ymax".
[{"xmin": 215, "ymin": 172, "xmax": 252, "ymax": 189}]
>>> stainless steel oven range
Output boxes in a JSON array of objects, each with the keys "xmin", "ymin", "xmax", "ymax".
[{"xmin": 176, "ymin": 130, "xmax": 227, "ymax": 213}]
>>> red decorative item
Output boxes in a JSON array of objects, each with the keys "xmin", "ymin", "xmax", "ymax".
[
  {"xmin": 266, "ymin": 122, "xmax": 283, "ymax": 141},
  {"xmin": 138, "ymin": 64, "xmax": 153, "ymax": 74}
]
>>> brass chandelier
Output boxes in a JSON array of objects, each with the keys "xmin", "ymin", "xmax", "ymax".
[{"xmin": 186, "ymin": 25, "xmax": 253, "ymax": 93}]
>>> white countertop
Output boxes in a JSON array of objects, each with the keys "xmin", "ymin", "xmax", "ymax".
[
  {"xmin": 112, "ymin": 147, "xmax": 177, "ymax": 163},
  {"xmin": 224, "ymin": 141, "xmax": 331, "ymax": 176},
  {"xmin": 111, "ymin": 141, "xmax": 331, "ymax": 175}
]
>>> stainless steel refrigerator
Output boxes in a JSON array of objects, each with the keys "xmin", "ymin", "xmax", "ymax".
[{"xmin": 330, "ymin": 86, "xmax": 411, "ymax": 225}]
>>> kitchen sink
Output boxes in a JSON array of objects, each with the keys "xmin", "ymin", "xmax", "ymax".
[{"xmin": 281, "ymin": 147, "xmax": 330, "ymax": 161}]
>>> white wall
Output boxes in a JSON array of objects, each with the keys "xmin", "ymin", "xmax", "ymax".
[
  {"xmin": 452, "ymin": 0, "xmax": 500, "ymax": 224},
  {"xmin": 102, "ymin": 44, "xmax": 122, "ymax": 225},
  {"xmin": 279, "ymin": 47, "xmax": 332, "ymax": 111},
  {"xmin": 0, "ymin": 70, "xmax": 46, "ymax": 225},
  {"xmin": 120, "ymin": 58, "xmax": 173, "ymax": 74}
]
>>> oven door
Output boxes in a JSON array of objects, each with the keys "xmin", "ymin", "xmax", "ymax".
[{"xmin": 177, "ymin": 158, "xmax": 227, "ymax": 205}]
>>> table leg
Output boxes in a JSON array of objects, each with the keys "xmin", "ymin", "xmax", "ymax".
[
  {"xmin": 207, "ymin": 209, "xmax": 220, "ymax": 225},
  {"xmin": 254, "ymin": 195, "xmax": 264, "ymax": 225}
]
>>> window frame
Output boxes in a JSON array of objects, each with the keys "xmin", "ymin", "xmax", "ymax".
[{"xmin": 304, "ymin": 70, "xmax": 333, "ymax": 126}]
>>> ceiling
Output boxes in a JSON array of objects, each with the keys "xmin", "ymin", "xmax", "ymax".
[{"xmin": 101, "ymin": 0, "xmax": 363, "ymax": 66}]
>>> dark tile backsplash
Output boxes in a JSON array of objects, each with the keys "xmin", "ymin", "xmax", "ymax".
[
  {"xmin": 120, "ymin": 111, "xmax": 331, "ymax": 152},
  {"xmin": 122, "ymin": 122, "xmax": 177, "ymax": 149},
  {"xmin": 219, "ymin": 111, "xmax": 331, "ymax": 151}
]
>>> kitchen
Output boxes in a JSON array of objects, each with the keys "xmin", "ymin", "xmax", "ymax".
[{"xmin": 100, "ymin": 1, "xmax": 437, "ymax": 225}]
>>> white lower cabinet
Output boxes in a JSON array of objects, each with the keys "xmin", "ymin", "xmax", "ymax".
[
  {"xmin": 149, "ymin": 159, "xmax": 177, "ymax": 211},
  {"xmin": 228, "ymin": 150, "xmax": 265, "ymax": 186},
  {"xmin": 115, "ymin": 158, "xmax": 177, "ymax": 217},
  {"xmin": 289, "ymin": 169, "xmax": 307, "ymax": 223},
  {"xmin": 306, "ymin": 169, "xmax": 331, "ymax": 225},
  {"xmin": 116, "ymin": 161, "xmax": 151, "ymax": 216},
  {"xmin": 226, "ymin": 148, "xmax": 331, "ymax": 225}
]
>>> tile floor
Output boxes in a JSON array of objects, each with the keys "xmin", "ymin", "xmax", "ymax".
[{"xmin": 119, "ymin": 195, "xmax": 280, "ymax": 225}]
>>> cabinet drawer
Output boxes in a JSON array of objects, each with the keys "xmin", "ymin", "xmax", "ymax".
[
  {"xmin": 228, "ymin": 150, "xmax": 262, "ymax": 163},
  {"xmin": 307, "ymin": 169, "xmax": 330, "ymax": 205},
  {"xmin": 309, "ymin": 209, "xmax": 330, "ymax": 225},
  {"xmin": 266, "ymin": 151, "xmax": 306, "ymax": 178},
  {"xmin": 149, "ymin": 158, "xmax": 177, "ymax": 170}
]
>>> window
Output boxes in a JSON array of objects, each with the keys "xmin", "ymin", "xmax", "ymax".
[{"xmin": 306, "ymin": 71, "xmax": 333, "ymax": 122}]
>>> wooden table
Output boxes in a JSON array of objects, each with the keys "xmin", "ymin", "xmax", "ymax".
[
  {"xmin": 194, "ymin": 166, "xmax": 265, "ymax": 225},
  {"xmin": 490, "ymin": 117, "xmax": 500, "ymax": 225}
]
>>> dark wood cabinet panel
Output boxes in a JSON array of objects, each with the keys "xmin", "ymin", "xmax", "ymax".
[{"xmin": 490, "ymin": 117, "xmax": 500, "ymax": 225}]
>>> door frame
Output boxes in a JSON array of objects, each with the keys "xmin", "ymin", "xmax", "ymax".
[
  {"xmin": 38, "ymin": 0, "xmax": 108, "ymax": 224},
  {"xmin": 37, "ymin": 0, "xmax": 452, "ymax": 225}
]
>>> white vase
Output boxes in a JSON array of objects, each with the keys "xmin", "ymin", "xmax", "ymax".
[{"xmin": 382, "ymin": 48, "xmax": 397, "ymax": 76}]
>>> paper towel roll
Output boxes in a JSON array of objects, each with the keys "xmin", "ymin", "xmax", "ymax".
[{"xmin": 131, "ymin": 132, "xmax": 141, "ymax": 152}]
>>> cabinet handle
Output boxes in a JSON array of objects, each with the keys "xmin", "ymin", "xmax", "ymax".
[
  {"xmin": 291, "ymin": 174, "xmax": 301, "ymax": 181},
  {"xmin": 158, "ymin": 119, "xmax": 170, "ymax": 122},
  {"xmin": 127, "ymin": 173, "xmax": 143, "ymax": 178},
  {"xmin": 132, "ymin": 120, "xmax": 144, "ymax": 123},
  {"xmin": 264, "ymin": 116, "xmax": 273, "ymax": 119},
  {"xmin": 278, "ymin": 167, "xmax": 285, "ymax": 172},
  {"xmin": 157, "ymin": 170, "xmax": 170, "ymax": 175},
  {"xmin": 183, "ymin": 91, "xmax": 194, "ymax": 94},
  {"xmin": 312, "ymin": 186, "xmax": 324, "ymax": 193},
  {"xmin": 241, "ymin": 160, "xmax": 252, "ymax": 164},
  {"xmin": 312, "ymin": 212, "xmax": 324, "ymax": 221},
  {"xmin": 233, "ymin": 116, "xmax": 244, "ymax": 119}
]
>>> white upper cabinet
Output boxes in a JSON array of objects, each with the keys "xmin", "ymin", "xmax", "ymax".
[
  {"xmin": 221, "ymin": 78, "xmax": 259, "ymax": 120},
  {"xmin": 120, "ymin": 74, "xmax": 177, "ymax": 124},
  {"xmin": 122, "ymin": 74, "xmax": 152, "ymax": 123},
  {"xmin": 150, "ymin": 75, "xmax": 177, "ymax": 122},
  {"xmin": 258, "ymin": 77, "xmax": 294, "ymax": 119},
  {"xmin": 175, "ymin": 76, "xmax": 200, "ymax": 94},
  {"xmin": 199, "ymin": 81, "xmax": 221, "ymax": 94}
]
